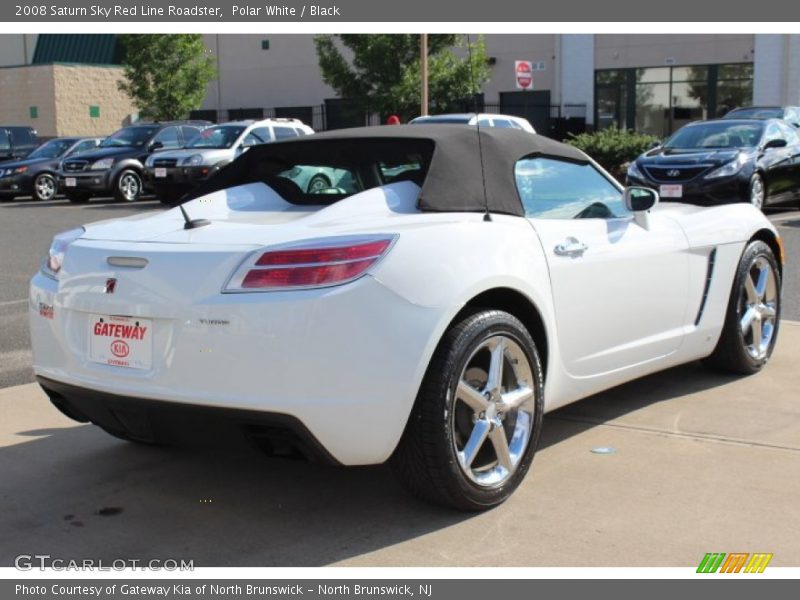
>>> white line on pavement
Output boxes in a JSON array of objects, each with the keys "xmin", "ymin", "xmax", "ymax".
[{"xmin": 0, "ymin": 299, "xmax": 28, "ymax": 308}]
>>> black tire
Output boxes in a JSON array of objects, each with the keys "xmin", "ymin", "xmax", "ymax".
[
  {"xmin": 307, "ymin": 173, "xmax": 331, "ymax": 193},
  {"xmin": 390, "ymin": 309, "xmax": 544, "ymax": 511},
  {"xmin": 704, "ymin": 240, "xmax": 781, "ymax": 375},
  {"xmin": 749, "ymin": 173, "xmax": 766, "ymax": 210},
  {"xmin": 33, "ymin": 172, "xmax": 57, "ymax": 201},
  {"xmin": 114, "ymin": 169, "xmax": 142, "ymax": 202},
  {"xmin": 65, "ymin": 192, "xmax": 90, "ymax": 204}
]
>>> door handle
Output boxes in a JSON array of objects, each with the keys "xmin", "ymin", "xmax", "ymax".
[{"xmin": 554, "ymin": 238, "xmax": 588, "ymax": 257}]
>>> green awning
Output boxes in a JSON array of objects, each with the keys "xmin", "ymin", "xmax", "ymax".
[{"xmin": 32, "ymin": 34, "xmax": 123, "ymax": 65}]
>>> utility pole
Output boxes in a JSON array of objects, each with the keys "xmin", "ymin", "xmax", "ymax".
[{"xmin": 421, "ymin": 34, "xmax": 429, "ymax": 116}]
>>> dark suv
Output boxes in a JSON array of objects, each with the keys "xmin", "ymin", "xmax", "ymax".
[
  {"xmin": 0, "ymin": 126, "xmax": 39, "ymax": 162},
  {"xmin": 58, "ymin": 121, "xmax": 209, "ymax": 203}
]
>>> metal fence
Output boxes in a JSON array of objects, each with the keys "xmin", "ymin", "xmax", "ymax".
[{"xmin": 191, "ymin": 101, "xmax": 588, "ymax": 141}]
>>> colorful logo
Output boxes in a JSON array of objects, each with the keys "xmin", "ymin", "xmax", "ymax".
[{"xmin": 697, "ymin": 553, "xmax": 773, "ymax": 573}]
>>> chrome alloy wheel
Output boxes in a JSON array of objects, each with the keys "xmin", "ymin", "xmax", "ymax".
[
  {"xmin": 35, "ymin": 173, "xmax": 56, "ymax": 201},
  {"xmin": 739, "ymin": 255, "xmax": 778, "ymax": 360},
  {"xmin": 750, "ymin": 175, "xmax": 765, "ymax": 209},
  {"xmin": 451, "ymin": 335, "xmax": 536, "ymax": 487},
  {"xmin": 119, "ymin": 172, "xmax": 140, "ymax": 201}
]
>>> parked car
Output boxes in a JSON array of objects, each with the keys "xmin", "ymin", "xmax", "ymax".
[
  {"xmin": 282, "ymin": 165, "xmax": 356, "ymax": 195},
  {"xmin": 143, "ymin": 118, "xmax": 313, "ymax": 205},
  {"xmin": 0, "ymin": 137, "xmax": 102, "ymax": 201},
  {"xmin": 410, "ymin": 113, "xmax": 536, "ymax": 133},
  {"xmin": 31, "ymin": 125, "xmax": 782, "ymax": 510},
  {"xmin": 57, "ymin": 121, "xmax": 210, "ymax": 203},
  {"xmin": 626, "ymin": 118, "xmax": 800, "ymax": 210},
  {"xmin": 0, "ymin": 126, "xmax": 39, "ymax": 162},
  {"xmin": 723, "ymin": 106, "xmax": 800, "ymax": 128}
]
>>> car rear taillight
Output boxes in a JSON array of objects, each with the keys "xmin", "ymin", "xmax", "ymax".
[
  {"xmin": 41, "ymin": 227, "xmax": 84, "ymax": 280},
  {"xmin": 224, "ymin": 235, "xmax": 397, "ymax": 292}
]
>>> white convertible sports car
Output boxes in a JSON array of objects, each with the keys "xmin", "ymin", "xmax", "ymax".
[{"xmin": 30, "ymin": 126, "xmax": 783, "ymax": 510}]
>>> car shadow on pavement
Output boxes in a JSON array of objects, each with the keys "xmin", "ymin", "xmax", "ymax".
[
  {"xmin": 82, "ymin": 199, "xmax": 163, "ymax": 212},
  {"xmin": 0, "ymin": 419, "xmax": 466, "ymax": 568},
  {"xmin": 541, "ymin": 359, "xmax": 741, "ymax": 448},
  {"xmin": 0, "ymin": 360, "xmax": 739, "ymax": 568},
  {"xmin": 776, "ymin": 218, "xmax": 800, "ymax": 228}
]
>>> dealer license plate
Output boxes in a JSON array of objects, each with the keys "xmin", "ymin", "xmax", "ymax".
[
  {"xmin": 155, "ymin": 168, "xmax": 167, "ymax": 178},
  {"xmin": 65, "ymin": 177, "xmax": 76, "ymax": 187},
  {"xmin": 659, "ymin": 184, "xmax": 683, "ymax": 198},
  {"xmin": 88, "ymin": 314, "xmax": 153, "ymax": 370}
]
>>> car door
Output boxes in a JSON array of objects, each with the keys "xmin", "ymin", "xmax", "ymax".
[
  {"xmin": 759, "ymin": 122, "xmax": 794, "ymax": 202},
  {"xmin": 517, "ymin": 156, "xmax": 690, "ymax": 378},
  {"xmin": 776, "ymin": 121, "xmax": 800, "ymax": 199}
]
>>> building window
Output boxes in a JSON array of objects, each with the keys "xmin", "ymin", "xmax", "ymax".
[
  {"xmin": 89, "ymin": 105, "xmax": 100, "ymax": 118},
  {"xmin": 595, "ymin": 63, "xmax": 753, "ymax": 138},
  {"xmin": 261, "ymin": 39, "xmax": 270, "ymax": 50},
  {"xmin": 29, "ymin": 106, "xmax": 38, "ymax": 119}
]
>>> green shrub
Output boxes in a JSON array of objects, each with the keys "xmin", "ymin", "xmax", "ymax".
[{"xmin": 567, "ymin": 126, "xmax": 658, "ymax": 181}]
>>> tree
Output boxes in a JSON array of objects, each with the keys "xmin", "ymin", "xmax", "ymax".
[
  {"xmin": 118, "ymin": 34, "xmax": 216, "ymax": 121},
  {"xmin": 313, "ymin": 34, "xmax": 489, "ymax": 120}
]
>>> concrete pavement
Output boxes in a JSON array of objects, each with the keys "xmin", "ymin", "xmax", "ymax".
[{"xmin": 1, "ymin": 323, "xmax": 798, "ymax": 567}]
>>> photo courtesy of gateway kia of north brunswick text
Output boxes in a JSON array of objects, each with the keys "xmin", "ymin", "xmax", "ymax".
[{"xmin": 0, "ymin": 32, "xmax": 799, "ymax": 568}]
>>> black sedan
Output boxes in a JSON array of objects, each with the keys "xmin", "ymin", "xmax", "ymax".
[
  {"xmin": 0, "ymin": 137, "xmax": 102, "ymax": 201},
  {"xmin": 626, "ymin": 118, "xmax": 800, "ymax": 210}
]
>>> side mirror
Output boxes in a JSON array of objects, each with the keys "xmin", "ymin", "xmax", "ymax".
[
  {"xmin": 624, "ymin": 187, "xmax": 658, "ymax": 230},
  {"xmin": 624, "ymin": 186, "xmax": 659, "ymax": 212},
  {"xmin": 148, "ymin": 141, "xmax": 164, "ymax": 152},
  {"xmin": 763, "ymin": 138, "xmax": 787, "ymax": 150},
  {"xmin": 649, "ymin": 139, "xmax": 662, "ymax": 149}
]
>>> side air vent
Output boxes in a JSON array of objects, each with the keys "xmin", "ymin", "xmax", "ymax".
[{"xmin": 694, "ymin": 248, "xmax": 717, "ymax": 326}]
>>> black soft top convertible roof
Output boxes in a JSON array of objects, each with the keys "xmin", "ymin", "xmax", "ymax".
[{"xmin": 185, "ymin": 124, "xmax": 590, "ymax": 217}]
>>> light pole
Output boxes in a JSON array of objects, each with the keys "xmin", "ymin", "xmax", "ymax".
[{"xmin": 421, "ymin": 34, "xmax": 429, "ymax": 116}]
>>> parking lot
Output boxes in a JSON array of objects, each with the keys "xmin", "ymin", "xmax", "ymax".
[{"xmin": 1, "ymin": 195, "xmax": 799, "ymax": 567}]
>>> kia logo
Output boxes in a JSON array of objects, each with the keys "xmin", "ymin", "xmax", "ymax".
[
  {"xmin": 110, "ymin": 340, "xmax": 129, "ymax": 358},
  {"xmin": 104, "ymin": 278, "xmax": 117, "ymax": 294},
  {"xmin": 667, "ymin": 169, "xmax": 681, "ymax": 177}
]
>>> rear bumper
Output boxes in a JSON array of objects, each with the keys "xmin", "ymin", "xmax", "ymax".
[
  {"xmin": 38, "ymin": 376, "xmax": 340, "ymax": 464},
  {"xmin": 29, "ymin": 263, "xmax": 443, "ymax": 466}
]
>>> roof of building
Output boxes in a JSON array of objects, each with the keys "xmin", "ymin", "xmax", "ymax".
[{"xmin": 32, "ymin": 34, "xmax": 123, "ymax": 66}]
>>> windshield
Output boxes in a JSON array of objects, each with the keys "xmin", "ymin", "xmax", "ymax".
[
  {"xmin": 727, "ymin": 107, "xmax": 783, "ymax": 119},
  {"xmin": 0, "ymin": 130, "xmax": 10, "ymax": 151},
  {"xmin": 100, "ymin": 126, "xmax": 159, "ymax": 148},
  {"xmin": 187, "ymin": 125, "xmax": 246, "ymax": 149},
  {"xmin": 28, "ymin": 139, "xmax": 74, "ymax": 159},
  {"xmin": 664, "ymin": 122, "xmax": 764, "ymax": 149}
]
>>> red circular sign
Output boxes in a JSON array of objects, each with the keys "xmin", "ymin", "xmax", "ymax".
[
  {"xmin": 516, "ymin": 61, "xmax": 533, "ymax": 89},
  {"xmin": 111, "ymin": 340, "xmax": 130, "ymax": 358}
]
